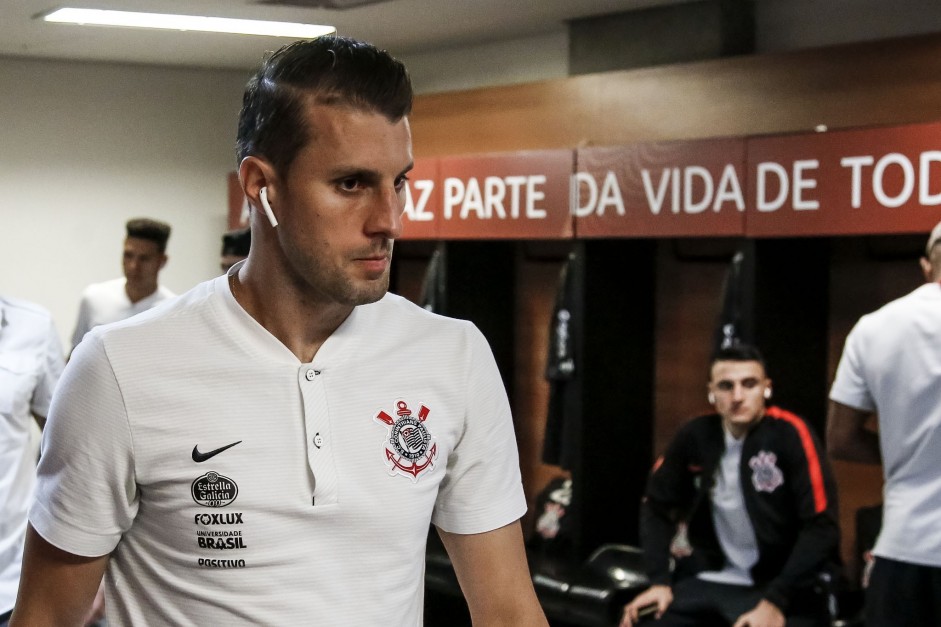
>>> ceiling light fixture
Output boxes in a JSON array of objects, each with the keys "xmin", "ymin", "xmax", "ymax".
[{"xmin": 42, "ymin": 8, "xmax": 335, "ymax": 38}]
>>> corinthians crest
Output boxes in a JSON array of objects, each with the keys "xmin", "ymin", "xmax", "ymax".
[
  {"xmin": 375, "ymin": 400, "xmax": 438, "ymax": 481},
  {"xmin": 749, "ymin": 450, "xmax": 784, "ymax": 493}
]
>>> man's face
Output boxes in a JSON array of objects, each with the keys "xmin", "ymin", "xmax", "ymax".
[
  {"xmin": 273, "ymin": 102, "xmax": 412, "ymax": 308},
  {"xmin": 123, "ymin": 237, "xmax": 166, "ymax": 288},
  {"xmin": 708, "ymin": 359, "xmax": 771, "ymax": 438}
]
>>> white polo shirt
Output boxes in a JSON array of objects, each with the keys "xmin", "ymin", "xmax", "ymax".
[
  {"xmin": 71, "ymin": 277, "xmax": 175, "ymax": 349},
  {"xmin": 32, "ymin": 272, "xmax": 526, "ymax": 626},
  {"xmin": 697, "ymin": 428, "xmax": 759, "ymax": 586},
  {"xmin": 0, "ymin": 296, "xmax": 64, "ymax": 615},
  {"xmin": 830, "ymin": 281, "xmax": 941, "ymax": 568}
]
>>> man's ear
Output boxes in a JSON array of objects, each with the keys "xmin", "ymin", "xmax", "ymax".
[
  {"xmin": 159, "ymin": 254, "xmax": 168, "ymax": 270},
  {"xmin": 920, "ymin": 257, "xmax": 934, "ymax": 282},
  {"xmin": 238, "ymin": 156, "xmax": 278, "ymax": 213}
]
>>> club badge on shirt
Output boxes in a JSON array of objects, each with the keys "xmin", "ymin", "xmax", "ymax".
[
  {"xmin": 749, "ymin": 450, "xmax": 784, "ymax": 493},
  {"xmin": 375, "ymin": 400, "xmax": 438, "ymax": 482}
]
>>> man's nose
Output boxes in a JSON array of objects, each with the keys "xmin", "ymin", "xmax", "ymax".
[{"xmin": 366, "ymin": 187, "xmax": 404, "ymax": 239}]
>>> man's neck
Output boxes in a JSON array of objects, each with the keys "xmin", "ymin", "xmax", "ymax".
[
  {"xmin": 125, "ymin": 281, "xmax": 158, "ymax": 305},
  {"xmin": 231, "ymin": 262, "xmax": 353, "ymax": 363}
]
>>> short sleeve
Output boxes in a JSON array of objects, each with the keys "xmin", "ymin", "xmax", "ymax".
[
  {"xmin": 30, "ymin": 331, "xmax": 139, "ymax": 557},
  {"xmin": 431, "ymin": 325, "xmax": 527, "ymax": 534},
  {"xmin": 829, "ymin": 318, "xmax": 876, "ymax": 412}
]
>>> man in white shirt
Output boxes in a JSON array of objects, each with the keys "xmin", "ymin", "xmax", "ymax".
[
  {"xmin": 11, "ymin": 35, "xmax": 547, "ymax": 627},
  {"xmin": 0, "ymin": 296, "xmax": 64, "ymax": 626},
  {"xmin": 828, "ymin": 220, "xmax": 941, "ymax": 627},
  {"xmin": 70, "ymin": 217, "xmax": 174, "ymax": 350}
]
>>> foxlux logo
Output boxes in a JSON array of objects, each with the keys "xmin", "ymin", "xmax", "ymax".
[
  {"xmin": 191, "ymin": 471, "xmax": 238, "ymax": 507},
  {"xmin": 194, "ymin": 513, "xmax": 243, "ymax": 525}
]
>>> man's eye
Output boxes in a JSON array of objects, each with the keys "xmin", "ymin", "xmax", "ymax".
[
  {"xmin": 394, "ymin": 175, "xmax": 410, "ymax": 192},
  {"xmin": 339, "ymin": 178, "xmax": 360, "ymax": 191},
  {"xmin": 716, "ymin": 382, "xmax": 734, "ymax": 391},
  {"xmin": 741, "ymin": 378, "xmax": 760, "ymax": 388}
]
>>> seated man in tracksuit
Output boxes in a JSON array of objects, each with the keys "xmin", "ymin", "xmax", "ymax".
[{"xmin": 621, "ymin": 344, "xmax": 840, "ymax": 627}]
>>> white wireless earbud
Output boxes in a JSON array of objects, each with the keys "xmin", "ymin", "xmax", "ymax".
[
  {"xmin": 708, "ymin": 392, "xmax": 716, "ymax": 405},
  {"xmin": 764, "ymin": 388, "xmax": 772, "ymax": 400},
  {"xmin": 259, "ymin": 187, "xmax": 278, "ymax": 228}
]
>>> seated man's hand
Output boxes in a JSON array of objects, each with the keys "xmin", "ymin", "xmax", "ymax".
[
  {"xmin": 732, "ymin": 599, "xmax": 784, "ymax": 627},
  {"xmin": 620, "ymin": 584, "xmax": 673, "ymax": 627}
]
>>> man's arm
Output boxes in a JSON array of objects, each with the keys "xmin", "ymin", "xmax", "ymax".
[
  {"xmin": 10, "ymin": 525, "xmax": 109, "ymax": 627},
  {"xmin": 826, "ymin": 400, "xmax": 881, "ymax": 464},
  {"xmin": 437, "ymin": 521, "xmax": 547, "ymax": 626},
  {"xmin": 759, "ymin": 417, "xmax": 841, "ymax": 614}
]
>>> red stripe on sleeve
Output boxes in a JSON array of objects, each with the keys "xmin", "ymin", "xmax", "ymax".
[{"xmin": 766, "ymin": 406, "xmax": 828, "ymax": 513}]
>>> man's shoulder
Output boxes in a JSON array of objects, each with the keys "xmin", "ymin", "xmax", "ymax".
[
  {"xmin": 846, "ymin": 283, "xmax": 941, "ymax": 347},
  {"xmin": 672, "ymin": 413, "xmax": 723, "ymax": 443},
  {"xmin": 760, "ymin": 406, "xmax": 820, "ymax": 443},
  {"xmin": 91, "ymin": 277, "xmax": 218, "ymax": 344},
  {"xmin": 1, "ymin": 294, "xmax": 52, "ymax": 321},
  {"xmin": 0, "ymin": 295, "xmax": 56, "ymax": 342},
  {"xmin": 80, "ymin": 277, "xmax": 125, "ymax": 300},
  {"xmin": 865, "ymin": 282, "xmax": 940, "ymax": 320},
  {"xmin": 352, "ymin": 294, "xmax": 491, "ymax": 366},
  {"xmin": 365, "ymin": 292, "xmax": 476, "ymax": 334}
]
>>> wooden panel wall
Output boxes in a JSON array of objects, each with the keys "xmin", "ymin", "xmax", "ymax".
[
  {"xmin": 513, "ymin": 255, "xmax": 568, "ymax": 536},
  {"xmin": 412, "ymin": 33, "xmax": 941, "ymax": 158},
  {"xmin": 653, "ymin": 243, "xmax": 727, "ymax": 455}
]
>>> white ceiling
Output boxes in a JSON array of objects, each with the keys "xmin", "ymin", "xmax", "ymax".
[{"xmin": 2, "ymin": 0, "xmax": 682, "ymax": 70}]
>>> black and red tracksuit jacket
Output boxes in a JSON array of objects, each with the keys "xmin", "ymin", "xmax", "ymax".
[{"xmin": 640, "ymin": 406, "xmax": 841, "ymax": 612}]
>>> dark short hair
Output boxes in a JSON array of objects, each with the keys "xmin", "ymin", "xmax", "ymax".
[
  {"xmin": 235, "ymin": 35, "xmax": 413, "ymax": 175},
  {"xmin": 126, "ymin": 218, "xmax": 171, "ymax": 253},
  {"xmin": 709, "ymin": 343, "xmax": 767, "ymax": 377},
  {"xmin": 221, "ymin": 228, "xmax": 251, "ymax": 257}
]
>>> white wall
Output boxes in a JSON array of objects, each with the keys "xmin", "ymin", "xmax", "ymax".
[{"xmin": 0, "ymin": 57, "xmax": 249, "ymax": 348}]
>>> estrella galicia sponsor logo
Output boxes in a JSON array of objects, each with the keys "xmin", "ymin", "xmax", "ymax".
[{"xmin": 191, "ymin": 471, "xmax": 238, "ymax": 507}]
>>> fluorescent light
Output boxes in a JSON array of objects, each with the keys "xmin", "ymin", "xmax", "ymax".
[{"xmin": 43, "ymin": 8, "xmax": 335, "ymax": 38}]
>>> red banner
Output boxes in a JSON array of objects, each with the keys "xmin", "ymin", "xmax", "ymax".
[
  {"xmin": 433, "ymin": 150, "xmax": 574, "ymax": 240},
  {"xmin": 229, "ymin": 121, "xmax": 941, "ymax": 240},
  {"xmin": 745, "ymin": 122, "xmax": 941, "ymax": 236},
  {"xmin": 575, "ymin": 139, "xmax": 746, "ymax": 238}
]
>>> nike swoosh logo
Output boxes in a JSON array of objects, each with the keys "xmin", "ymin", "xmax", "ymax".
[{"xmin": 192, "ymin": 441, "xmax": 242, "ymax": 463}]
